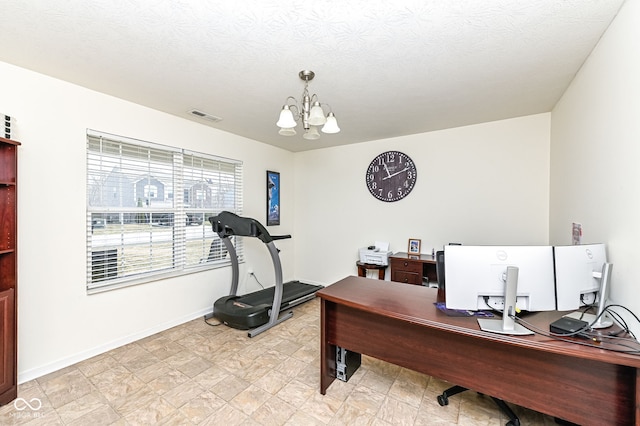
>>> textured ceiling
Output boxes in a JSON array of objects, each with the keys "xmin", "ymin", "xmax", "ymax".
[{"xmin": 0, "ymin": 0, "xmax": 625, "ymax": 152}]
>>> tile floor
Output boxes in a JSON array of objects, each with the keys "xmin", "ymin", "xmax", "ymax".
[{"xmin": 1, "ymin": 297, "xmax": 559, "ymax": 425}]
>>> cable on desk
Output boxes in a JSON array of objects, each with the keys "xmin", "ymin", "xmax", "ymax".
[
  {"xmin": 602, "ymin": 308, "xmax": 630, "ymax": 336},
  {"xmin": 480, "ymin": 296, "xmax": 640, "ymax": 352},
  {"xmin": 573, "ymin": 303, "xmax": 595, "ymax": 321},
  {"xmin": 603, "ymin": 304, "xmax": 639, "ymax": 340},
  {"xmin": 513, "ymin": 315, "xmax": 640, "ymax": 354},
  {"xmin": 569, "ymin": 302, "xmax": 639, "ymax": 339},
  {"xmin": 482, "ymin": 296, "xmax": 507, "ymax": 315}
]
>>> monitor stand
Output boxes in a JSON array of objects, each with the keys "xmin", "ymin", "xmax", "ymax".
[
  {"xmin": 477, "ymin": 266, "xmax": 534, "ymax": 336},
  {"xmin": 564, "ymin": 263, "xmax": 613, "ymax": 329}
]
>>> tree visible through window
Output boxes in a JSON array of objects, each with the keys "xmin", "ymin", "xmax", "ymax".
[{"xmin": 86, "ymin": 130, "xmax": 243, "ymax": 293}]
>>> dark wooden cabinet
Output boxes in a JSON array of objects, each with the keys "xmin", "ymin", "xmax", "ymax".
[
  {"xmin": 390, "ymin": 252, "xmax": 437, "ymax": 286},
  {"xmin": 0, "ymin": 137, "xmax": 19, "ymax": 406},
  {"xmin": 0, "ymin": 289, "xmax": 15, "ymax": 402}
]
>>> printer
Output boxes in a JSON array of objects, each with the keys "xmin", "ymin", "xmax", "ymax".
[{"xmin": 358, "ymin": 241, "xmax": 391, "ymax": 266}]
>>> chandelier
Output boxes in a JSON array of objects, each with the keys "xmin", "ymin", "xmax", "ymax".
[{"xmin": 276, "ymin": 70, "xmax": 340, "ymax": 140}]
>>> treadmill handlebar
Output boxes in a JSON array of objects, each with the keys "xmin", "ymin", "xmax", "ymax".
[{"xmin": 209, "ymin": 211, "xmax": 291, "ymax": 244}]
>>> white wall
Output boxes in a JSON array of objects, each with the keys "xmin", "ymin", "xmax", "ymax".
[
  {"xmin": 293, "ymin": 114, "xmax": 551, "ymax": 285},
  {"xmin": 0, "ymin": 61, "xmax": 295, "ymax": 382},
  {"xmin": 12, "ymin": 0, "xmax": 638, "ymax": 377},
  {"xmin": 550, "ymin": 0, "xmax": 640, "ymax": 335}
]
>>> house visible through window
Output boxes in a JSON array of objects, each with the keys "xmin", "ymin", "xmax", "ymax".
[
  {"xmin": 143, "ymin": 184, "xmax": 158, "ymax": 199},
  {"xmin": 86, "ymin": 129, "xmax": 243, "ymax": 293}
]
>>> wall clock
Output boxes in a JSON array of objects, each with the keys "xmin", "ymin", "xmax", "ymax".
[{"xmin": 365, "ymin": 150, "xmax": 417, "ymax": 202}]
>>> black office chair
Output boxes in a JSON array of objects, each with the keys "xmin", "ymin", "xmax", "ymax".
[
  {"xmin": 435, "ymin": 249, "xmax": 521, "ymax": 426},
  {"xmin": 435, "ymin": 250, "xmax": 445, "ymax": 289},
  {"xmin": 437, "ymin": 387, "xmax": 520, "ymax": 426}
]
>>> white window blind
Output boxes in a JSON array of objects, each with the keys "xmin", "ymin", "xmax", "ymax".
[{"xmin": 86, "ymin": 129, "xmax": 243, "ymax": 293}]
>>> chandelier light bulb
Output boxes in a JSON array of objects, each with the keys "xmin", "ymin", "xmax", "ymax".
[
  {"xmin": 303, "ymin": 126, "xmax": 320, "ymax": 140},
  {"xmin": 276, "ymin": 105, "xmax": 297, "ymax": 129},
  {"xmin": 278, "ymin": 127, "xmax": 297, "ymax": 136},
  {"xmin": 308, "ymin": 102, "xmax": 327, "ymax": 126},
  {"xmin": 321, "ymin": 112, "xmax": 340, "ymax": 134}
]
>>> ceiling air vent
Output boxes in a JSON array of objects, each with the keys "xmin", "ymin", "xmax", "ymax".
[{"xmin": 188, "ymin": 109, "xmax": 222, "ymax": 123}]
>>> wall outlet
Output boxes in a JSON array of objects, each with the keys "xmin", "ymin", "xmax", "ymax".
[{"xmin": 247, "ymin": 269, "xmax": 253, "ymax": 276}]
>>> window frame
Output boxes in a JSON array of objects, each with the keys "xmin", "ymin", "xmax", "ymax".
[{"xmin": 86, "ymin": 129, "xmax": 243, "ymax": 294}]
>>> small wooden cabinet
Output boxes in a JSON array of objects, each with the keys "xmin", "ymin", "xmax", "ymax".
[
  {"xmin": 390, "ymin": 252, "xmax": 437, "ymax": 286},
  {"xmin": 0, "ymin": 137, "xmax": 19, "ymax": 406}
]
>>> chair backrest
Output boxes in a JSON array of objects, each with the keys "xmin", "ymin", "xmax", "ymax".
[{"xmin": 436, "ymin": 250, "xmax": 445, "ymax": 289}]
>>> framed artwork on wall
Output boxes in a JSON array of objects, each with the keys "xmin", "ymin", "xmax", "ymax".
[
  {"xmin": 267, "ymin": 170, "xmax": 280, "ymax": 226},
  {"xmin": 408, "ymin": 238, "xmax": 421, "ymax": 254}
]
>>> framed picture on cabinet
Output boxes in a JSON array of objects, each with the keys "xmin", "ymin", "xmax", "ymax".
[
  {"xmin": 266, "ymin": 170, "xmax": 280, "ymax": 226},
  {"xmin": 408, "ymin": 238, "xmax": 421, "ymax": 254}
]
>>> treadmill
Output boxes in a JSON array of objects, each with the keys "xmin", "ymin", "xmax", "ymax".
[{"xmin": 208, "ymin": 211, "xmax": 323, "ymax": 337}]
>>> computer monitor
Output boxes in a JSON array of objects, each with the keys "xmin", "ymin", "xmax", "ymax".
[
  {"xmin": 444, "ymin": 245, "xmax": 556, "ymax": 311},
  {"xmin": 444, "ymin": 245, "xmax": 556, "ymax": 335},
  {"xmin": 553, "ymin": 243, "xmax": 613, "ymax": 328}
]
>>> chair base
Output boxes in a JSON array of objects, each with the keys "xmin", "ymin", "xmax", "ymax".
[{"xmin": 437, "ymin": 385, "xmax": 520, "ymax": 426}]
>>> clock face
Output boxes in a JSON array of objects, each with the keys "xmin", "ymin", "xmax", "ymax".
[{"xmin": 366, "ymin": 151, "xmax": 417, "ymax": 202}]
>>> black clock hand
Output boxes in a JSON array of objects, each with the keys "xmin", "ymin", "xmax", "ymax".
[
  {"xmin": 382, "ymin": 167, "xmax": 409, "ymax": 180},
  {"xmin": 382, "ymin": 162, "xmax": 392, "ymax": 178}
]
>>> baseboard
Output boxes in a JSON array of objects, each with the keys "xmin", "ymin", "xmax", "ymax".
[{"xmin": 18, "ymin": 306, "xmax": 212, "ymax": 384}]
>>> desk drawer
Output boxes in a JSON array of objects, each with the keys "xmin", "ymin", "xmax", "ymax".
[
  {"xmin": 390, "ymin": 258, "xmax": 422, "ymax": 274},
  {"xmin": 391, "ymin": 270, "xmax": 422, "ymax": 285}
]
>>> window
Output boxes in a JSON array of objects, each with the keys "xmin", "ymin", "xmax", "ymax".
[{"xmin": 86, "ymin": 129, "xmax": 243, "ymax": 293}]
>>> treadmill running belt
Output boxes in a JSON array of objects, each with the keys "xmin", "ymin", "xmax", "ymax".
[{"xmin": 239, "ymin": 281, "xmax": 322, "ymax": 307}]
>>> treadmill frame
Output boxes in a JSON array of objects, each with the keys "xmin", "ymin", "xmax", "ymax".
[
  {"xmin": 211, "ymin": 211, "xmax": 318, "ymax": 337},
  {"xmin": 220, "ymin": 235, "xmax": 291, "ymax": 337}
]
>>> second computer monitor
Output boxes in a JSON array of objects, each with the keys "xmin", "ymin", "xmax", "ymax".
[
  {"xmin": 444, "ymin": 245, "xmax": 556, "ymax": 312},
  {"xmin": 553, "ymin": 243, "xmax": 607, "ymax": 311}
]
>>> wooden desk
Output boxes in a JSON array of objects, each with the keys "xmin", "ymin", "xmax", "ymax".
[
  {"xmin": 390, "ymin": 252, "xmax": 436, "ymax": 285},
  {"xmin": 318, "ymin": 276, "xmax": 640, "ymax": 426}
]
